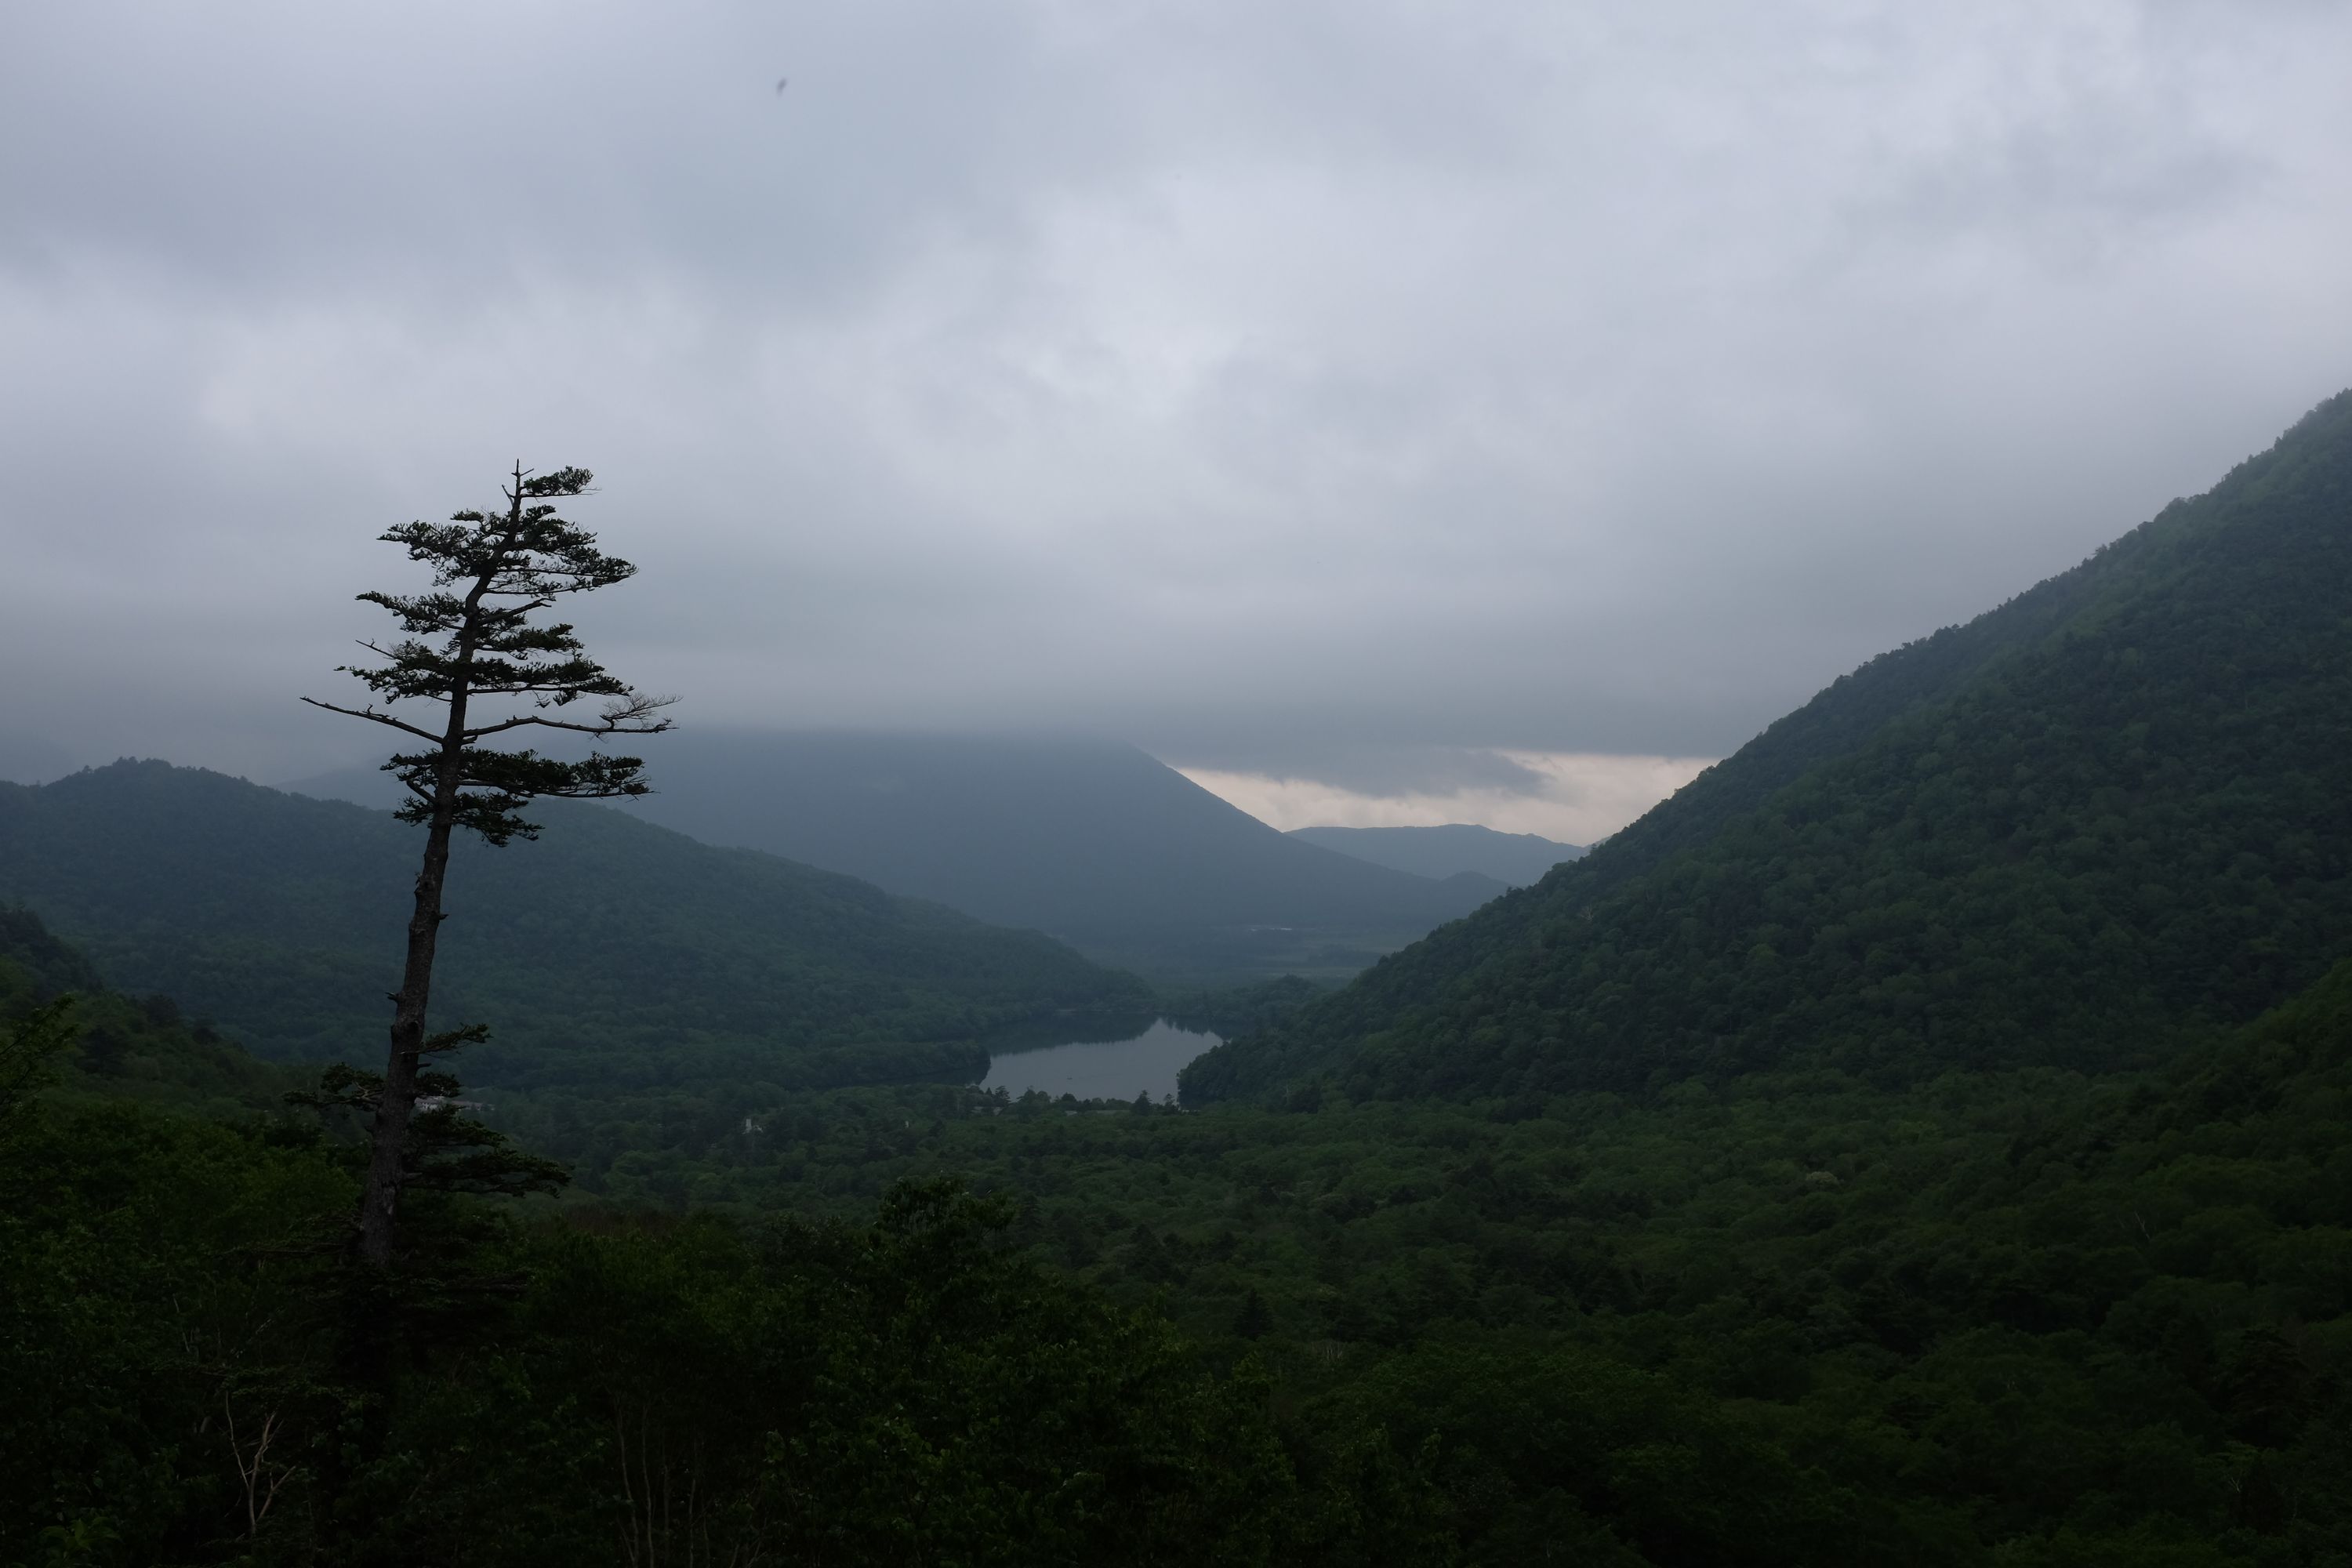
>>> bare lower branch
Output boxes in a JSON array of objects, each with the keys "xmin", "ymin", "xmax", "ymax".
[
  {"xmin": 601, "ymin": 692, "xmax": 681, "ymax": 722},
  {"xmin": 298, "ymin": 697, "xmax": 443, "ymax": 744},
  {"xmin": 463, "ymin": 712, "xmax": 677, "ymax": 740},
  {"xmin": 528, "ymin": 781, "xmax": 658, "ymax": 800},
  {"xmin": 226, "ymin": 1398, "xmax": 287, "ymax": 1537}
]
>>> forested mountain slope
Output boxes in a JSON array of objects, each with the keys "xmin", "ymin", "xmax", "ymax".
[
  {"xmin": 1186, "ymin": 390, "xmax": 2352, "ymax": 1104},
  {"xmin": 0, "ymin": 761, "xmax": 1149, "ymax": 1090},
  {"xmin": 1, "ymin": 905, "xmax": 291, "ymax": 1116},
  {"xmin": 621, "ymin": 731, "xmax": 1497, "ymax": 938}
]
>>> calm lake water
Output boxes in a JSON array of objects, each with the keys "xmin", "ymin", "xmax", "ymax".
[{"xmin": 978, "ymin": 1018, "xmax": 1222, "ymax": 1103}]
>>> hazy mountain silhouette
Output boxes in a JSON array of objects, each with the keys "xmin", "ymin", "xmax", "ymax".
[
  {"xmin": 1288, "ymin": 825, "xmax": 1582, "ymax": 887},
  {"xmin": 0, "ymin": 760, "xmax": 1149, "ymax": 1087},
  {"xmin": 288, "ymin": 732, "xmax": 1501, "ymax": 982}
]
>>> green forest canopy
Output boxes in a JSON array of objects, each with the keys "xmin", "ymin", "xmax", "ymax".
[{"xmin": 6, "ymin": 910, "xmax": 2349, "ymax": 1561}]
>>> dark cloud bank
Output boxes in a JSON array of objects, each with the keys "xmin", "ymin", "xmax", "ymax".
[{"xmin": 3, "ymin": 2, "xmax": 2350, "ymax": 812}]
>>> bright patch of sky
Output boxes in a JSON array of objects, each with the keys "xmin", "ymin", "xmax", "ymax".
[{"xmin": 1181, "ymin": 754, "xmax": 1715, "ymax": 845}]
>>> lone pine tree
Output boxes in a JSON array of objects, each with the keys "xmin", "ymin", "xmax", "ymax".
[{"xmin": 305, "ymin": 463, "xmax": 672, "ymax": 1267}]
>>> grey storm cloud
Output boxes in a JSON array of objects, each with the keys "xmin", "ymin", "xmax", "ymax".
[{"xmin": 4, "ymin": 1, "xmax": 2351, "ymax": 798}]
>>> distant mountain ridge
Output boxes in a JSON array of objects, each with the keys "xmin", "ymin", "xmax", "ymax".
[
  {"xmin": 0, "ymin": 760, "xmax": 1149, "ymax": 1093},
  {"xmin": 291, "ymin": 732, "xmax": 1501, "ymax": 983},
  {"xmin": 1185, "ymin": 389, "xmax": 2352, "ymax": 1105},
  {"xmin": 1287, "ymin": 825, "xmax": 1582, "ymax": 887}
]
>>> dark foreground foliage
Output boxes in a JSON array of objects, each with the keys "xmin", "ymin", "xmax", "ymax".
[
  {"xmin": 0, "ymin": 1097, "xmax": 1310, "ymax": 1565},
  {"xmin": 8, "ymin": 949, "xmax": 2350, "ymax": 1563},
  {"xmin": 482, "ymin": 958, "xmax": 2352, "ymax": 1565}
]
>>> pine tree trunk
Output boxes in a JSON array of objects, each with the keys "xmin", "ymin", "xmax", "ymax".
[
  {"xmin": 354, "ymin": 590, "xmax": 485, "ymax": 1267},
  {"xmin": 353, "ymin": 818, "xmax": 454, "ymax": 1264},
  {"xmin": 354, "ymin": 767, "xmax": 459, "ymax": 1266}
]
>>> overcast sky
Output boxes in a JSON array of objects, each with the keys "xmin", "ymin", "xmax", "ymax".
[{"xmin": 4, "ymin": 2, "xmax": 2350, "ymax": 839}]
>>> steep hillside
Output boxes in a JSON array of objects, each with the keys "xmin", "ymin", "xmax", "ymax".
[
  {"xmin": 0, "ymin": 761, "xmax": 1150, "ymax": 1091},
  {"xmin": 1, "ymin": 906, "xmax": 291, "ymax": 1115},
  {"xmin": 1186, "ymin": 390, "xmax": 2352, "ymax": 1104},
  {"xmin": 294, "ymin": 731, "xmax": 1499, "ymax": 982},
  {"xmin": 1289, "ymin": 824, "xmax": 1582, "ymax": 887}
]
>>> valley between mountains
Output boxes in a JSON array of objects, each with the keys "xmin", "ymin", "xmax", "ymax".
[{"xmin": 7, "ymin": 394, "xmax": 2352, "ymax": 1563}]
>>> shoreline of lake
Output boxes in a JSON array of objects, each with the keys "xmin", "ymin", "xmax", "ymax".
[{"xmin": 978, "ymin": 1018, "xmax": 1222, "ymax": 1102}]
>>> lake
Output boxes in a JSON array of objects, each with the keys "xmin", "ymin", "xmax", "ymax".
[{"xmin": 978, "ymin": 1018, "xmax": 1222, "ymax": 1103}]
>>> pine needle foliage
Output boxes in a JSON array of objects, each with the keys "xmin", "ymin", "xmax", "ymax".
[{"xmin": 308, "ymin": 463, "xmax": 673, "ymax": 847}]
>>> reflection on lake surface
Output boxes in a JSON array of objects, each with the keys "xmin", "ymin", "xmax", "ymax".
[{"xmin": 979, "ymin": 1018, "xmax": 1222, "ymax": 1103}]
